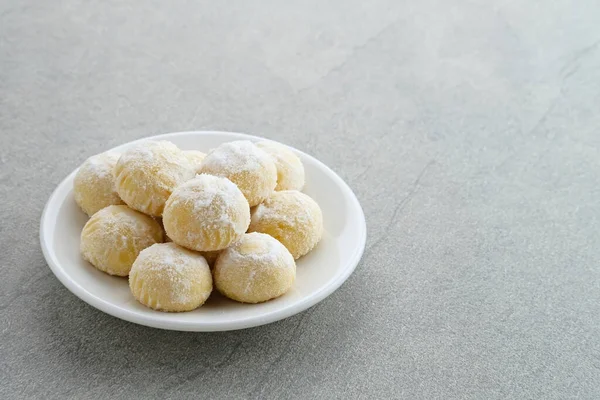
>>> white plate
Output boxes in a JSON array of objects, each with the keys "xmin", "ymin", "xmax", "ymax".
[{"xmin": 40, "ymin": 131, "xmax": 366, "ymax": 331}]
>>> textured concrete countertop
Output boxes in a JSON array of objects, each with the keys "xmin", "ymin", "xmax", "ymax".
[{"xmin": 2, "ymin": 1, "xmax": 600, "ymax": 398}]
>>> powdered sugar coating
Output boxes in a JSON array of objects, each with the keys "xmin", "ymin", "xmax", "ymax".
[
  {"xmin": 184, "ymin": 150, "xmax": 207, "ymax": 174},
  {"xmin": 214, "ymin": 232, "xmax": 296, "ymax": 303},
  {"xmin": 163, "ymin": 174, "xmax": 250, "ymax": 251},
  {"xmin": 200, "ymin": 140, "xmax": 277, "ymax": 206},
  {"xmin": 129, "ymin": 242, "xmax": 213, "ymax": 312},
  {"xmin": 80, "ymin": 205, "xmax": 163, "ymax": 276},
  {"xmin": 256, "ymin": 141, "xmax": 305, "ymax": 191},
  {"xmin": 114, "ymin": 140, "xmax": 195, "ymax": 216},
  {"xmin": 73, "ymin": 152, "xmax": 124, "ymax": 216},
  {"xmin": 249, "ymin": 190, "xmax": 323, "ymax": 259}
]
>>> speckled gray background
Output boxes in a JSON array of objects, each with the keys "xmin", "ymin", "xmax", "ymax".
[{"xmin": 2, "ymin": 1, "xmax": 600, "ymax": 399}]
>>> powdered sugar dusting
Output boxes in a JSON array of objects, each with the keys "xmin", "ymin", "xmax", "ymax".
[
  {"xmin": 256, "ymin": 140, "xmax": 305, "ymax": 191},
  {"xmin": 202, "ymin": 140, "xmax": 264, "ymax": 173},
  {"xmin": 129, "ymin": 242, "xmax": 212, "ymax": 311},
  {"xmin": 73, "ymin": 151, "xmax": 124, "ymax": 215},
  {"xmin": 114, "ymin": 140, "xmax": 195, "ymax": 216},
  {"xmin": 249, "ymin": 190, "xmax": 323, "ymax": 259},
  {"xmin": 214, "ymin": 232, "xmax": 296, "ymax": 303},
  {"xmin": 84, "ymin": 152, "xmax": 120, "ymax": 179},
  {"xmin": 139, "ymin": 244, "xmax": 197, "ymax": 304},
  {"xmin": 252, "ymin": 191, "xmax": 314, "ymax": 229},
  {"xmin": 163, "ymin": 174, "xmax": 250, "ymax": 251},
  {"xmin": 199, "ymin": 140, "xmax": 277, "ymax": 206},
  {"xmin": 184, "ymin": 150, "xmax": 207, "ymax": 173},
  {"xmin": 220, "ymin": 232, "xmax": 294, "ymax": 270},
  {"xmin": 80, "ymin": 205, "xmax": 163, "ymax": 276}
]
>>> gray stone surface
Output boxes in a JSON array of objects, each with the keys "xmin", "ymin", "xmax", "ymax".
[{"xmin": 2, "ymin": 0, "xmax": 600, "ymax": 398}]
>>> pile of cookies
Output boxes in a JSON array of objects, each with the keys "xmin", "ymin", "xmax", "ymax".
[{"xmin": 75, "ymin": 139, "xmax": 323, "ymax": 312}]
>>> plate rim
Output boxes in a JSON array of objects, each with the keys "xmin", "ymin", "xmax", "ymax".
[{"xmin": 39, "ymin": 130, "xmax": 367, "ymax": 331}]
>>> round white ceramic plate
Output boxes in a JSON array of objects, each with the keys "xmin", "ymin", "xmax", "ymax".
[{"xmin": 40, "ymin": 131, "xmax": 366, "ymax": 331}]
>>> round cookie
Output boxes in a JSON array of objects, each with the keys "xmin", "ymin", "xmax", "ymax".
[
  {"xmin": 184, "ymin": 150, "xmax": 206, "ymax": 174},
  {"xmin": 214, "ymin": 233, "xmax": 296, "ymax": 303},
  {"xmin": 114, "ymin": 140, "xmax": 195, "ymax": 216},
  {"xmin": 200, "ymin": 140, "xmax": 277, "ymax": 207},
  {"xmin": 80, "ymin": 205, "xmax": 163, "ymax": 276},
  {"xmin": 256, "ymin": 141, "xmax": 305, "ymax": 191},
  {"xmin": 163, "ymin": 174, "xmax": 250, "ymax": 252},
  {"xmin": 73, "ymin": 151, "xmax": 124, "ymax": 216},
  {"xmin": 129, "ymin": 243, "xmax": 213, "ymax": 312},
  {"xmin": 249, "ymin": 190, "xmax": 323, "ymax": 259}
]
